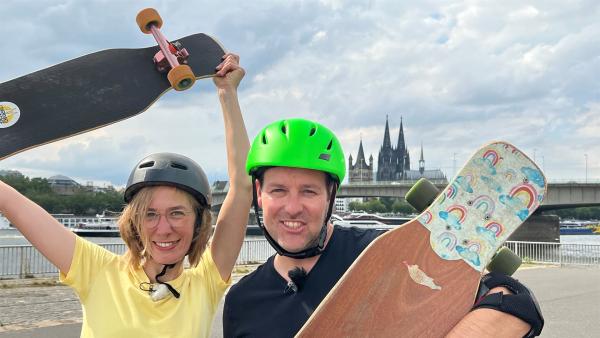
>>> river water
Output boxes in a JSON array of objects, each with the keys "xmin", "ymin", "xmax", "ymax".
[{"xmin": 1, "ymin": 228, "xmax": 600, "ymax": 246}]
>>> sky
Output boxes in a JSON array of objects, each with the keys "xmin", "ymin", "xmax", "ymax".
[{"xmin": 1, "ymin": 0, "xmax": 599, "ymax": 187}]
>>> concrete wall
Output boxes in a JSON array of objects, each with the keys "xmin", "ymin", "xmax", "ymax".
[{"xmin": 508, "ymin": 214, "xmax": 560, "ymax": 243}]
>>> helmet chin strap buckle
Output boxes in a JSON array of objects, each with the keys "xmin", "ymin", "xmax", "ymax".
[
  {"xmin": 141, "ymin": 263, "xmax": 181, "ymax": 302},
  {"xmin": 150, "ymin": 283, "xmax": 171, "ymax": 302}
]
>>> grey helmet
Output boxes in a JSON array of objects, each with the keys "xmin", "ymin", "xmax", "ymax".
[{"xmin": 124, "ymin": 153, "xmax": 211, "ymax": 207}]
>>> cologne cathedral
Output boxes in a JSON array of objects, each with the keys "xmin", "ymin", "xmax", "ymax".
[{"xmin": 348, "ymin": 117, "xmax": 447, "ymax": 183}]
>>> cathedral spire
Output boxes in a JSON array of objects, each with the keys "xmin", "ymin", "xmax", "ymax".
[
  {"xmin": 396, "ymin": 116, "xmax": 406, "ymax": 152},
  {"xmin": 349, "ymin": 136, "xmax": 374, "ymax": 183},
  {"xmin": 382, "ymin": 115, "xmax": 391, "ymax": 149},
  {"xmin": 356, "ymin": 139, "xmax": 366, "ymax": 166}
]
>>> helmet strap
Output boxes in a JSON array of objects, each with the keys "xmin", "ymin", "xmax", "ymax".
[
  {"xmin": 251, "ymin": 176, "xmax": 338, "ymax": 259},
  {"xmin": 141, "ymin": 263, "xmax": 180, "ymax": 302}
]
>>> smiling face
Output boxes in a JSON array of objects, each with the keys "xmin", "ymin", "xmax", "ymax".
[
  {"xmin": 257, "ymin": 167, "xmax": 332, "ymax": 253},
  {"xmin": 142, "ymin": 186, "xmax": 196, "ymax": 267}
]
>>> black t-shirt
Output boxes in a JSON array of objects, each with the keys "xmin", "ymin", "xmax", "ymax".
[{"xmin": 223, "ymin": 226, "xmax": 382, "ymax": 338}]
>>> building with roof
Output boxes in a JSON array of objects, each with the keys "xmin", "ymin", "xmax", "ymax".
[
  {"xmin": 47, "ymin": 174, "xmax": 80, "ymax": 195},
  {"xmin": 348, "ymin": 139, "xmax": 374, "ymax": 183}
]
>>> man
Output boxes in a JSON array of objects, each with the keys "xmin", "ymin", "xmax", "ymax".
[{"xmin": 224, "ymin": 118, "xmax": 544, "ymax": 337}]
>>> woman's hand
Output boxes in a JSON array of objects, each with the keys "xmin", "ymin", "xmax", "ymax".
[{"xmin": 213, "ymin": 53, "xmax": 245, "ymax": 91}]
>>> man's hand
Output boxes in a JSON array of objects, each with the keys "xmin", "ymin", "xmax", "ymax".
[{"xmin": 447, "ymin": 272, "xmax": 544, "ymax": 337}]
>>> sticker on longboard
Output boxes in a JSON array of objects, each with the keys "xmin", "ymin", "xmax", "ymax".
[
  {"xmin": 0, "ymin": 102, "xmax": 20, "ymax": 128},
  {"xmin": 403, "ymin": 261, "xmax": 442, "ymax": 290}
]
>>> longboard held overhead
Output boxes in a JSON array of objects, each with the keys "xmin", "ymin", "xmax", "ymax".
[{"xmin": 0, "ymin": 8, "xmax": 226, "ymax": 161}]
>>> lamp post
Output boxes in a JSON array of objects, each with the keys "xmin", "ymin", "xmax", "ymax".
[
  {"xmin": 541, "ymin": 156, "xmax": 545, "ymax": 172},
  {"xmin": 585, "ymin": 154, "xmax": 588, "ymax": 183},
  {"xmin": 452, "ymin": 153, "xmax": 457, "ymax": 178}
]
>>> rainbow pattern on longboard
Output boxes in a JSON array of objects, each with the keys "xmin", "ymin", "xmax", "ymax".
[{"xmin": 418, "ymin": 142, "xmax": 546, "ymax": 271}]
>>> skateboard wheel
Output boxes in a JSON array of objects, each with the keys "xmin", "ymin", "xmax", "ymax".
[
  {"xmin": 406, "ymin": 178, "xmax": 440, "ymax": 212},
  {"xmin": 486, "ymin": 247, "xmax": 522, "ymax": 276},
  {"xmin": 136, "ymin": 8, "xmax": 163, "ymax": 34},
  {"xmin": 168, "ymin": 65, "xmax": 196, "ymax": 91}
]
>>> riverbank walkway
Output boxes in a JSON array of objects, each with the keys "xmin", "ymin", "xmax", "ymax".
[{"xmin": 0, "ymin": 265, "xmax": 598, "ymax": 337}]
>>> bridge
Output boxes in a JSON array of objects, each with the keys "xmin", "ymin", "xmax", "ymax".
[{"xmin": 211, "ymin": 180, "xmax": 600, "ymax": 211}]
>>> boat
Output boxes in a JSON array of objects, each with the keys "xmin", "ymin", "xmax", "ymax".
[
  {"xmin": 67, "ymin": 212, "xmax": 120, "ymax": 237},
  {"xmin": 559, "ymin": 220, "xmax": 600, "ymax": 235},
  {"xmin": 333, "ymin": 219, "xmax": 394, "ymax": 230},
  {"xmin": 71, "ymin": 220, "xmax": 120, "ymax": 237},
  {"xmin": 73, "ymin": 221, "xmax": 264, "ymax": 238},
  {"xmin": 332, "ymin": 212, "xmax": 411, "ymax": 231}
]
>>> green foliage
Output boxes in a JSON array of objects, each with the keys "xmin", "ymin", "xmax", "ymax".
[
  {"xmin": 348, "ymin": 197, "xmax": 417, "ymax": 215},
  {"xmin": 1, "ymin": 174, "xmax": 124, "ymax": 215},
  {"xmin": 348, "ymin": 201, "xmax": 363, "ymax": 211},
  {"xmin": 364, "ymin": 199, "xmax": 387, "ymax": 213},
  {"xmin": 392, "ymin": 199, "xmax": 417, "ymax": 214},
  {"xmin": 379, "ymin": 197, "xmax": 395, "ymax": 210}
]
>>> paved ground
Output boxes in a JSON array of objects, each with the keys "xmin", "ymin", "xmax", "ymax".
[{"xmin": 0, "ymin": 265, "xmax": 598, "ymax": 337}]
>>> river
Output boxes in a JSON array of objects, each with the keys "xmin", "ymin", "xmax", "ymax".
[{"xmin": 1, "ymin": 227, "xmax": 599, "ymax": 246}]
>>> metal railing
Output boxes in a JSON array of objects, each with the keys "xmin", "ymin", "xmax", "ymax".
[
  {"xmin": 505, "ymin": 241, "xmax": 600, "ymax": 266},
  {"xmin": 0, "ymin": 239, "xmax": 275, "ymax": 279},
  {"xmin": 0, "ymin": 239, "xmax": 598, "ymax": 279}
]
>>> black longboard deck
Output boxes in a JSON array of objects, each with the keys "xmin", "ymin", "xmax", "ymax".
[{"xmin": 0, "ymin": 33, "xmax": 225, "ymax": 160}]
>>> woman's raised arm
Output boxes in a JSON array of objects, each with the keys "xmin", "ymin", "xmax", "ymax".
[
  {"xmin": 0, "ymin": 180, "xmax": 76, "ymax": 273},
  {"xmin": 209, "ymin": 53, "xmax": 253, "ymax": 280}
]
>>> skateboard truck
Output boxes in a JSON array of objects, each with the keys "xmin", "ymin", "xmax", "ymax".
[
  {"xmin": 153, "ymin": 41, "xmax": 189, "ymax": 73},
  {"xmin": 136, "ymin": 8, "xmax": 195, "ymax": 91}
]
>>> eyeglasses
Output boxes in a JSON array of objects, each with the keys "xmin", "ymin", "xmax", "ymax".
[{"xmin": 142, "ymin": 209, "xmax": 194, "ymax": 228}]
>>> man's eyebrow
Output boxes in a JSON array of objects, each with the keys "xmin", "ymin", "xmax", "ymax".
[
  {"xmin": 300, "ymin": 184, "xmax": 323, "ymax": 190},
  {"xmin": 264, "ymin": 182, "xmax": 285, "ymax": 188},
  {"xmin": 147, "ymin": 205, "xmax": 187, "ymax": 211}
]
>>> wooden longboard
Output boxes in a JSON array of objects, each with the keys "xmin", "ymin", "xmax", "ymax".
[
  {"xmin": 296, "ymin": 141, "xmax": 547, "ymax": 337},
  {"xmin": 0, "ymin": 33, "xmax": 225, "ymax": 160}
]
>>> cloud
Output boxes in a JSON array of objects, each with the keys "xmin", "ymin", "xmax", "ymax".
[{"xmin": 1, "ymin": 0, "xmax": 599, "ymax": 185}]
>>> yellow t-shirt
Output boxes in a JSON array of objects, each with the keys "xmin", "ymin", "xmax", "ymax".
[{"xmin": 60, "ymin": 236, "xmax": 230, "ymax": 338}]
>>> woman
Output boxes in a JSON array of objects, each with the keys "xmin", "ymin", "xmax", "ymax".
[{"xmin": 0, "ymin": 53, "xmax": 252, "ymax": 337}]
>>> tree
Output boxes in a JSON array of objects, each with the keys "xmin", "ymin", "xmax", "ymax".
[
  {"xmin": 392, "ymin": 199, "xmax": 417, "ymax": 215},
  {"xmin": 364, "ymin": 199, "xmax": 387, "ymax": 213},
  {"xmin": 1, "ymin": 174, "xmax": 124, "ymax": 215},
  {"xmin": 379, "ymin": 197, "xmax": 396, "ymax": 211},
  {"xmin": 348, "ymin": 201, "xmax": 365, "ymax": 212}
]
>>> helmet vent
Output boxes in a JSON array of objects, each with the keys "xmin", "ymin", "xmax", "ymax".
[
  {"xmin": 281, "ymin": 124, "xmax": 287, "ymax": 134},
  {"xmin": 309, "ymin": 126, "xmax": 316, "ymax": 136},
  {"xmin": 170, "ymin": 162, "xmax": 188, "ymax": 170},
  {"xmin": 261, "ymin": 132, "xmax": 268, "ymax": 144},
  {"xmin": 326, "ymin": 140, "xmax": 333, "ymax": 150},
  {"xmin": 139, "ymin": 161, "xmax": 155, "ymax": 169}
]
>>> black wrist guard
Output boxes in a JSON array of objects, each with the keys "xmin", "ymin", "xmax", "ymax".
[{"xmin": 472, "ymin": 272, "xmax": 544, "ymax": 338}]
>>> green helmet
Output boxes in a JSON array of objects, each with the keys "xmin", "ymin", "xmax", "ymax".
[{"xmin": 246, "ymin": 118, "xmax": 346, "ymax": 183}]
